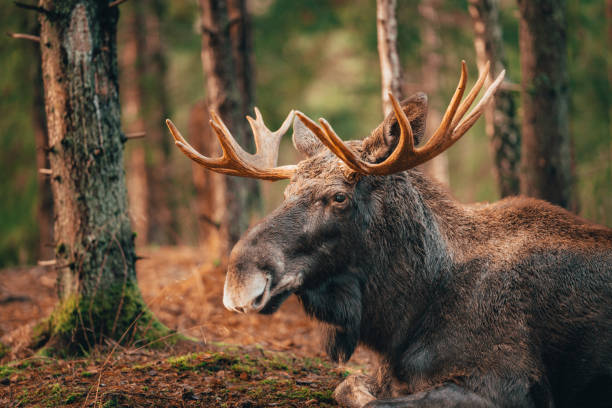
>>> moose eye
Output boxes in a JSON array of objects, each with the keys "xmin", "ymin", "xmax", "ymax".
[{"xmin": 333, "ymin": 193, "xmax": 346, "ymax": 203}]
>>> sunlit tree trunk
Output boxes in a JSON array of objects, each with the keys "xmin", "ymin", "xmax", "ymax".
[
  {"xmin": 418, "ymin": 0, "xmax": 449, "ymax": 186},
  {"xmin": 518, "ymin": 0, "xmax": 575, "ymax": 210},
  {"xmin": 36, "ymin": 0, "xmax": 167, "ymax": 353},
  {"xmin": 469, "ymin": 0, "xmax": 521, "ymax": 197},
  {"xmin": 376, "ymin": 0, "xmax": 403, "ymax": 115},
  {"xmin": 198, "ymin": 0, "xmax": 258, "ymax": 253}
]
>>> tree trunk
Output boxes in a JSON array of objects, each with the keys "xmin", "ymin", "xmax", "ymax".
[
  {"xmin": 418, "ymin": 0, "xmax": 449, "ymax": 186},
  {"xmin": 189, "ymin": 100, "xmax": 225, "ymax": 260},
  {"xmin": 141, "ymin": 0, "xmax": 178, "ymax": 245},
  {"xmin": 469, "ymin": 0, "xmax": 521, "ymax": 197},
  {"xmin": 119, "ymin": 2, "xmax": 149, "ymax": 247},
  {"xmin": 33, "ymin": 50, "xmax": 54, "ymax": 261},
  {"xmin": 228, "ymin": 0, "xmax": 260, "ymax": 212},
  {"xmin": 518, "ymin": 0, "xmax": 575, "ymax": 210},
  {"xmin": 36, "ymin": 0, "xmax": 168, "ymax": 353},
  {"xmin": 376, "ymin": 0, "xmax": 403, "ymax": 116},
  {"xmin": 198, "ymin": 0, "xmax": 258, "ymax": 253},
  {"xmin": 120, "ymin": 0, "xmax": 177, "ymax": 247}
]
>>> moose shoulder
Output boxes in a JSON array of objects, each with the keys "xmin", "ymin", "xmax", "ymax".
[{"xmin": 167, "ymin": 62, "xmax": 612, "ymax": 408}]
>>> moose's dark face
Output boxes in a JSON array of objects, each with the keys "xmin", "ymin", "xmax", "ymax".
[{"xmin": 223, "ymin": 94, "xmax": 430, "ymax": 314}]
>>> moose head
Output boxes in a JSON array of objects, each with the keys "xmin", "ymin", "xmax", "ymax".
[{"xmin": 166, "ymin": 61, "xmax": 504, "ymax": 358}]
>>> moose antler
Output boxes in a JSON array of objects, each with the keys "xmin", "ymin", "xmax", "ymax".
[
  {"xmin": 295, "ymin": 61, "xmax": 505, "ymax": 175},
  {"xmin": 166, "ymin": 108, "xmax": 296, "ymax": 181}
]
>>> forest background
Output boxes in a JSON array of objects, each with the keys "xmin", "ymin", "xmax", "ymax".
[{"xmin": 1, "ymin": 0, "xmax": 610, "ymax": 267}]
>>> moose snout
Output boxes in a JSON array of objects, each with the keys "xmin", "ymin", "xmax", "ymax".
[
  {"xmin": 223, "ymin": 269, "xmax": 271, "ymax": 313},
  {"xmin": 223, "ymin": 236, "xmax": 283, "ymax": 313}
]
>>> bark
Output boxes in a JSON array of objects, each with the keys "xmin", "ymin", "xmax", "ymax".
[
  {"xmin": 198, "ymin": 0, "xmax": 258, "ymax": 253},
  {"xmin": 228, "ymin": 0, "xmax": 260, "ymax": 211},
  {"xmin": 33, "ymin": 49, "xmax": 54, "ymax": 261},
  {"xmin": 418, "ymin": 0, "xmax": 449, "ymax": 186},
  {"xmin": 36, "ymin": 0, "xmax": 168, "ymax": 353},
  {"xmin": 469, "ymin": 0, "xmax": 521, "ymax": 197},
  {"xmin": 376, "ymin": 0, "xmax": 403, "ymax": 116},
  {"xmin": 518, "ymin": 0, "xmax": 575, "ymax": 210}
]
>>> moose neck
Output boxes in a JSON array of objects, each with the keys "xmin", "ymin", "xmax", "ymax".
[{"xmin": 357, "ymin": 170, "xmax": 468, "ymax": 355}]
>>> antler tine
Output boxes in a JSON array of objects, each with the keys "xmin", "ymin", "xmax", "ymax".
[
  {"xmin": 450, "ymin": 61, "xmax": 490, "ymax": 130},
  {"xmin": 167, "ymin": 119, "xmax": 227, "ymax": 169},
  {"xmin": 294, "ymin": 112, "xmax": 366, "ymax": 173},
  {"xmin": 450, "ymin": 69, "xmax": 505, "ymax": 143},
  {"xmin": 418, "ymin": 61, "xmax": 468, "ymax": 153},
  {"xmin": 247, "ymin": 109, "xmax": 295, "ymax": 168},
  {"xmin": 208, "ymin": 113, "xmax": 251, "ymax": 168},
  {"xmin": 166, "ymin": 108, "xmax": 297, "ymax": 181},
  {"xmin": 291, "ymin": 60, "xmax": 504, "ymax": 177},
  {"xmin": 373, "ymin": 93, "xmax": 416, "ymax": 173}
]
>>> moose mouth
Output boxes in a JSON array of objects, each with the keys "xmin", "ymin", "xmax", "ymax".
[
  {"xmin": 223, "ymin": 271, "xmax": 300, "ymax": 314},
  {"xmin": 259, "ymin": 290, "xmax": 293, "ymax": 314}
]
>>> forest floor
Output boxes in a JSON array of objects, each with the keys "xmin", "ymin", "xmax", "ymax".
[{"xmin": 0, "ymin": 246, "xmax": 375, "ymax": 407}]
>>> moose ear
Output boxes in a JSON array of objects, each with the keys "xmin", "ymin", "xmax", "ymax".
[
  {"xmin": 362, "ymin": 92, "xmax": 428, "ymax": 163},
  {"xmin": 292, "ymin": 115, "xmax": 325, "ymax": 157}
]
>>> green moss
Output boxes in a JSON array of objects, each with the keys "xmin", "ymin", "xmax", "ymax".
[
  {"xmin": 80, "ymin": 370, "xmax": 95, "ymax": 377},
  {"xmin": 229, "ymin": 362, "xmax": 257, "ymax": 375},
  {"xmin": 280, "ymin": 386, "xmax": 334, "ymax": 403},
  {"xmin": 0, "ymin": 365, "xmax": 15, "ymax": 378},
  {"xmin": 167, "ymin": 353, "xmax": 203, "ymax": 371},
  {"xmin": 33, "ymin": 281, "xmax": 176, "ymax": 356},
  {"xmin": 102, "ymin": 397, "xmax": 119, "ymax": 408}
]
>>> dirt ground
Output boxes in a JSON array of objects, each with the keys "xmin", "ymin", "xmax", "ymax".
[{"xmin": 0, "ymin": 246, "xmax": 376, "ymax": 407}]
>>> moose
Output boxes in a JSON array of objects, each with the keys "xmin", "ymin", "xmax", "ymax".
[{"xmin": 166, "ymin": 61, "xmax": 612, "ymax": 407}]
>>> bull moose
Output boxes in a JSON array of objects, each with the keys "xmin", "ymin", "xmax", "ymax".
[{"xmin": 166, "ymin": 62, "xmax": 612, "ymax": 407}]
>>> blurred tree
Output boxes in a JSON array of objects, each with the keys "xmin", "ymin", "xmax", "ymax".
[
  {"xmin": 141, "ymin": 0, "xmax": 178, "ymax": 245},
  {"xmin": 119, "ymin": 0, "xmax": 177, "ymax": 247},
  {"xmin": 34, "ymin": 0, "xmax": 170, "ymax": 353},
  {"xmin": 418, "ymin": 0, "xmax": 449, "ymax": 186},
  {"xmin": 377, "ymin": 0, "xmax": 403, "ymax": 115},
  {"xmin": 468, "ymin": 0, "xmax": 521, "ymax": 197},
  {"xmin": 119, "ymin": 2, "xmax": 149, "ymax": 247},
  {"xmin": 197, "ymin": 0, "xmax": 259, "ymax": 253},
  {"xmin": 189, "ymin": 100, "xmax": 226, "ymax": 258},
  {"xmin": 518, "ymin": 0, "xmax": 575, "ymax": 210}
]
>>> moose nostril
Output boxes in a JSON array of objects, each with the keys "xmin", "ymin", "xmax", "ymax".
[{"xmin": 252, "ymin": 291, "xmax": 266, "ymax": 308}]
